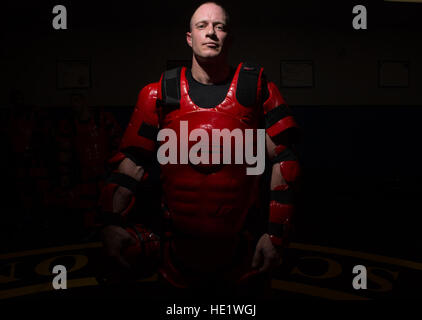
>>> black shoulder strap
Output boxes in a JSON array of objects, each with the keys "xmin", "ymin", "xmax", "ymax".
[
  {"xmin": 236, "ymin": 62, "xmax": 262, "ymax": 108},
  {"xmin": 161, "ymin": 67, "xmax": 182, "ymax": 110}
]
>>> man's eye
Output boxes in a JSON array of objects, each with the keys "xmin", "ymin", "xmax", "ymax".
[{"xmin": 216, "ymin": 25, "xmax": 225, "ymax": 31}]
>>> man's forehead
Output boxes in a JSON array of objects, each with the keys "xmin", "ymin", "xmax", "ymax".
[{"xmin": 191, "ymin": 3, "xmax": 227, "ymax": 24}]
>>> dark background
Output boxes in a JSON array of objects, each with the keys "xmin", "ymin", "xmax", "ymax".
[{"xmin": 1, "ymin": 0, "xmax": 422, "ymax": 299}]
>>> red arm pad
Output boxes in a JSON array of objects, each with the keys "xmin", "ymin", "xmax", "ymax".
[
  {"xmin": 263, "ymin": 82, "xmax": 300, "ymax": 248},
  {"xmin": 268, "ymin": 160, "xmax": 300, "ymax": 248},
  {"xmin": 119, "ymin": 83, "xmax": 159, "ymax": 155},
  {"xmin": 268, "ymin": 185, "xmax": 294, "ymax": 248},
  {"xmin": 280, "ymin": 160, "xmax": 301, "ymax": 184},
  {"xmin": 95, "ymin": 83, "xmax": 159, "ymax": 228},
  {"xmin": 97, "ymin": 180, "xmax": 136, "ymax": 227},
  {"xmin": 264, "ymin": 82, "xmax": 300, "ymax": 140},
  {"xmin": 108, "ymin": 152, "xmax": 126, "ymax": 166},
  {"xmin": 98, "ymin": 182, "xmax": 119, "ymax": 214}
]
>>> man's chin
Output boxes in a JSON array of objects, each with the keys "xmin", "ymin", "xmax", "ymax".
[{"xmin": 196, "ymin": 53, "xmax": 222, "ymax": 62}]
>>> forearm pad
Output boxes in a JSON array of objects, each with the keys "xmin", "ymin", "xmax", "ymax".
[
  {"xmin": 268, "ymin": 159, "xmax": 300, "ymax": 248},
  {"xmin": 97, "ymin": 171, "xmax": 139, "ymax": 227},
  {"xmin": 268, "ymin": 189, "xmax": 294, "ymax": 247}
]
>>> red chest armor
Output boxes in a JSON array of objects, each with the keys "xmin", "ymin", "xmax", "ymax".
[{"xmin": 158, "ymin": 63, "xmax": 264, "ymax": 238}]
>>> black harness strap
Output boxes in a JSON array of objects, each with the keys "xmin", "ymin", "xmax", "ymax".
[
  {"xmin": 236, "ymin": 62, "xmax": 262, "ymax": 108},
  {"xmin": 160, "ymin": 67, "xmax": 182, "ymax": 114},
  {"xmin": 161, "ymin": 63, "xmax": 262, "ymax": 110}
]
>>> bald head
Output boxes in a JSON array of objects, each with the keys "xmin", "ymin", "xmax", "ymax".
[
  {"xmin": 186, "ymin": 1, "xmax": 232, "ymax": 64},
  {"xmin": 189, "ymin": 2, "xmax": 230, "ymax": 33}
]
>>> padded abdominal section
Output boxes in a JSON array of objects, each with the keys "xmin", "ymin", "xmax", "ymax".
[{"xmin": 159, "ymin": 110, "xmax": 261, "ymax": 237}]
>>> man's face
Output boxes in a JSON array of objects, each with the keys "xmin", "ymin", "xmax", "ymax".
[{"xmin": 186, "ymin": 3, "xmax": 231, "ymax": 61}]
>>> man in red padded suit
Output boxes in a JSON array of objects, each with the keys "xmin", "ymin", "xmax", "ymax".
[{"xmin": 98, "ymin": 1, "xmax": 300, "ymax": 298}]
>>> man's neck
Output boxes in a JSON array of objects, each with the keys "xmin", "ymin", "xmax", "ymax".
[{"xmin": 190, "ymin": 55, "xmax": 231, "ymax": 85}]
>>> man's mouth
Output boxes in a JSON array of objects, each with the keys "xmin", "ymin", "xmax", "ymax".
[{"xmin": 204, "ymin": 43, "xmax": 218, "ymax": 48}]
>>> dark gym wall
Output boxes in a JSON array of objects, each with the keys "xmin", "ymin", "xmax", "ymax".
[{"xmin": 1, "ymin": 0, "xmax": 421, "ymax": 107}]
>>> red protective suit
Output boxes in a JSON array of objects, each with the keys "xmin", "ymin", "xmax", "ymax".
[{"xmin": 103, "ymin": 62, "xmax": 299, "ymax": 289}]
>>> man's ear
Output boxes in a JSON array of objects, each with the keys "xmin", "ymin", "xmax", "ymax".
[{"xmin": 186, "ymin": 31, "xmax": 192, "ymax": 48}]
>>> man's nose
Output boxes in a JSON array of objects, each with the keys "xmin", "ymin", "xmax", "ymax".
[{"xmin": 205, "ymin": 25, "xmax": 216, "ymax": 36}]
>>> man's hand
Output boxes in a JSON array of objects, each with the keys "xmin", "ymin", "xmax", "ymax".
[
  {"xmin": 251, "ymin": 233, "xmax": 282, "ymax": 273},
  {"xmin": 101, "ymin": 225, "xmax": 136, "ymax": 271}
]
